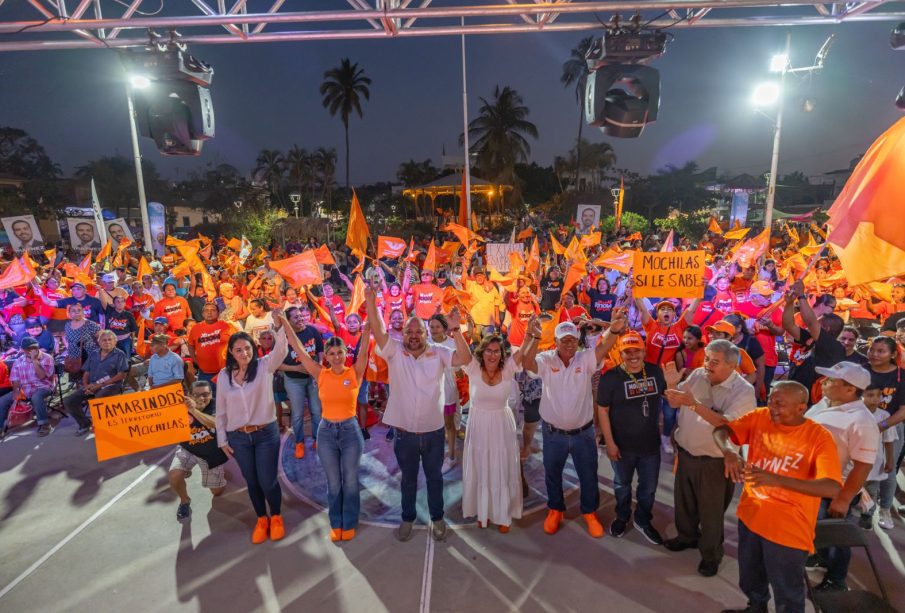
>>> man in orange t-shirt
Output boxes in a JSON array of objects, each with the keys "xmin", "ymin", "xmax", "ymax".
[
  {"xmin": 187, "ymin": 303, "xmax": 231, "ymax": 392},
  {"xmin": 406, "ymin": 268, "xmax": 444, "ymax": 319},
  {"xmin": 152, "ymin": 282, "xmax": 191, "ymax": 332},
  {"xmin": 714, "ymin": 381, "xmax": 841, "ymax": 613}
]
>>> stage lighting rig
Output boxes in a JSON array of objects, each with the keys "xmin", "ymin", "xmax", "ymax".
[
  {"xmin": 583, "ymin": 17, "xmax": 670, "ymax": 139},
  {"xmin": 121, "ymin": 31, "xmax": 215, "ymax": 156}
]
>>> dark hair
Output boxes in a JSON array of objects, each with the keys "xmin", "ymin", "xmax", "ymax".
[
  {"xmin": 685, "ymin": 325, "xmax": 704, "ymax": 343},
  {"xmin": 870, "ymin": 336, "xmax": 899, "ymax": 366},
  {"xmin": 814, "ymin": 293, "xmax": 836, "ymax": 309},
  {"xmin": 225, "ymin": 332, "xmax": 260, "ymax": 386},
  {"xmin": 429, "ymin": 313, "xmax": 449, "ymax": 330},
  {"xmin": 324, "ymin": 336, "xmax": 347, "ymax": 352},
  {"xmin": 864, "ymin": 383, "xmax": 884, "ymax": 393},
  {"xmin": 473, "ymin": 334, "xmax": 510, "ymax": 371},
  {"xmin": 840, "ymin": 325, "xmax": 860, "ymax": 339},
  {"xmin": 250, "ymin": 298, "xmax": 266, "ymax": 310},
  {"xmin": 820, "ymin": 313, "xmax": 845, "ymax": 338},
  {"xmin": 192, "ymin": 380, "xmax": 212, "ymax": 392}
]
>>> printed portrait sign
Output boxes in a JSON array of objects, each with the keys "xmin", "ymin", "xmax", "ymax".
[
  {"xmin": 576, "ymin": 204, "xmax": 601, "ymax": 235},
  {"xmin": 105, "ymin": 218, "xmax": 135, "ymax": 244},
  {"xmin": 632, "ymin": 250, "xmax": 706, "ymax": 299},
  {"xmin": 1, "ymin": 215, "xmax": 44, "ymax": 252},
  {"xmin": 66, "ymin": 217, "xmax": 101, "ymax": 252}
]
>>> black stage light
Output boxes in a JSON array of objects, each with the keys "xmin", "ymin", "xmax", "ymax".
[
  {"xmin": 891, "ymin": 22, "xmax": 905, "ymax": 50},
  {"xmin": 585, "ymin": 64, "xmax": 660, "ymax": 138}
]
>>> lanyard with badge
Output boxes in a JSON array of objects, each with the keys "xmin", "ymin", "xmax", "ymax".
[{"xmin": 622, "ymin": 364, "xmax": 650, "ymax": 417}]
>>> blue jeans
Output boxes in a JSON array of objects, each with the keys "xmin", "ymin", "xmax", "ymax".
[
  {"xmin": 610, "ymin": 451, "xmax": 660, "ymax": 525},
  {"xmin": 226, "ymin": 421, "xmax": 282, "ymax": 517},
  {"xmin": 115, "ymin": 338, "xmax": 132, "ymax": 361},
  {"xmin": 317, "ymin": 418, "xmax": 364, "ymax": 529},
  {"xmin": 817, "ymin": 497, "xmax": 857, "ymax": 585},
  {"xmin": 542, "ymin": 422, "xmax": 599, "ymax": 514},
  {"xmin": 0, "ymin": 388, "xmax": 52, "ymax": 427},
  {"xmin": 661, "ymin": 397, "xmax": 677, "ymax": 437},
  {"xmin": 879, "ymin": 424, "xmax": 903, "ymax": 509},
  {"xmin": 393, "ymin": 427, "xmax": 445, "ymax": 522},
  {"xmin": 738, "ymin": 520, "xmax": 807, "ymax": 613},
  {"xmin": 284, "ymin": 376, "xmax": 322, "ymax": 445}
]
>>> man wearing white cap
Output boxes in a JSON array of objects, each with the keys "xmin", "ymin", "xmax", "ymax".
[
  {"xmin": 522, "ymin": 310, "xmax": 626, "ymax": 537},
  {"xmin": 805, "ymin": 361, "xmax": 880, "ymax": 592}
]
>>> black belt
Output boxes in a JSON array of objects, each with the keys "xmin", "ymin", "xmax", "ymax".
[{"xmin": 546, "ymin": 421, "xmax": 594, "ymax": 436}]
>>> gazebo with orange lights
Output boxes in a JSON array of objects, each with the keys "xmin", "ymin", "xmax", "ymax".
[{"xmin": 402, "ymin": 172, "xmax": 513, "ymax": 221}]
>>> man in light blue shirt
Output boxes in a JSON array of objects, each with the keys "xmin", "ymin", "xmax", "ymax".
[{"xmin": 148, "ymin": 334, "xmax": 185, "ymax": 388}]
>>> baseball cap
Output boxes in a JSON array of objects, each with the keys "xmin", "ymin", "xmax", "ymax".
[
  {"xmin": 150, "ymin": 334, "xmax": 171, "ymax": 346},
  {"xmin": 554, "ymin": 321, "xmax": 580, "ymax": 340},
  {"xmin": 70, "ymin": 281, "xmax": 86, "ymax": 289},
  {"xmin": 101, "ymin": 273, "xmax": 115, "ymax": 283},
  {"xmin": 25, "ymin": 317, "xmax": 41, "ymax": 328},
  {"xmin": 706, "ymin": 320, "xmax": 736, "ymax": 336},
  {"xmin": 815, "ymin": 362, "xmax": 871, "ymax": 390},
  {"xmin": 750, "ymin": 281, "xmax": 773, "ymax": 297},
  {"xmin": 20, "ymin": 336, "xmax": 39, "ymax": 349},
  {"xmin": 617, "ymin": 331, "xmax": 646, "ymax": 352},
  {"xmin": 153, "ymin": 316, "xmax": 169, "ymax": 325},
  {"xmin": 654, "ymin": 300, "xmax": 677, "ymax": 312}
]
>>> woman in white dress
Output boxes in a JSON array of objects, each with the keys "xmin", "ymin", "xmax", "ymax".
[{"xmin": 461, "ymin": 333, "xmax": 527, "ymax": 532}]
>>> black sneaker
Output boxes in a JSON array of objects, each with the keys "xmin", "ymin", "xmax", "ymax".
[
  {"xmin": 814, "ymin": 578, "xmax": 848, "ymax": 592},
  {"xmin": 664, "ymin": 538, "xmax": 698, "ymax": 552},
  {"xmin": 176, "ymin": 501, "xmax": 192, "ymax": 522},
  {"xmin": 609, "ymin": 518, "xmax": 627, "ymax": 538},
  {"xmin": 859, "ymin": 513, "xmax": 874, "ymax": 531},
  {"xmin": 720, "ymin": 605, "xmax": 767, "ymax": 613},
  {"xmin": 362, "ymin": 428, "xmax": 371, "ymax": 440},
  {"xmin": 633, "ymin": 520, "xmax": 664, "ymax": 545},
  {"xmin": 805, "ymin": 554, "xmax": 827, "ymax": 570},
  {"xmin": 697, "ymin": 559, "xmax": 720, "ymax": 577},
  {"xmin": 385, "ymin": 427, "xmax": 395, "ymax": 441}
]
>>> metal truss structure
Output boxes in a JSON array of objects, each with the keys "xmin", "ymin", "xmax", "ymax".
[{"xmin": 0, "ymin": 0, "xmax": 903, "ymax": 52}]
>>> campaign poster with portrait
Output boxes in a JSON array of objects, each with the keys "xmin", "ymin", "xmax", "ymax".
[
  {"xmin": 105, "ymin": 218, "xmax": 135, "ymax": 245},
  {"xmin": 1, "ymin": 215, "xmax": 44, "ymax": 252},
  {"xmin": 67, "ymin": 218, "xmax": 102, "ymax": 252},
  {"xmin": 148, "ymin": 202, "xmax": 166, "ymax": 256},
  {"xmin": 575, "ymin": 204, "xmax": 601, "ymax": 235}
]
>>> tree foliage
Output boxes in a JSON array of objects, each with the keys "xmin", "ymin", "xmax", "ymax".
[
  {"xmin": 601, "ymin": 211, "xmax": 648, "ymax": 234},
  {"xmin": 654, "ymin": 207, "xmax": 713, "ymax": 240},
  {"xmin": 320, "ymin": 58, "xmax": 372, "ymax": 190}
]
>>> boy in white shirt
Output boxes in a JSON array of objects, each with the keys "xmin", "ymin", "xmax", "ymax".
[{"xmin": 859, "ymin": 384, "xmax": 898, "ymax": 530}]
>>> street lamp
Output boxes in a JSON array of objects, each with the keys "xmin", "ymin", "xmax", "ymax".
[
  {"xmin": 289, "ymin": 192, "xmax": 301, "ymax": 218},
  {"xmin": 125, "ymin": 73, "xmax": 154, "ymax": 254},
  {"xmin": 752, "ymin": 82, "xmax": 781, "ymax": 107}
]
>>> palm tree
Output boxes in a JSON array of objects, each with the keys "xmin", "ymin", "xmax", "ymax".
[
  {"xmin": 561, "ymin": 36, "xmax": 595, "ymax": 187},
  {"xmin": 569, "ymin": 140, "xmax": 617, "ymax": 192},
  {"xmin": 285, "ymin": 145, "xmax": 309, "ymax": 213},
  {"xmin": 319, "ymin": 58, "xmax": 372, "ymax": 191},
  {"xmin": 464, "ymin": 85, "xmax": 539, "ymax": 195},
  {"xmin": 313, "ymin": 147, "xmax": 338, "ymax": 212},
  {"xmin": 253, "ymin": 148, "xmax": 286, "ymax": 208}
]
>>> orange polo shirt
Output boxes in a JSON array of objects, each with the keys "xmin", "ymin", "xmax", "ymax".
[{"xmin": 317, "ymin": 367, "xmax": 360, "ymax": 422}]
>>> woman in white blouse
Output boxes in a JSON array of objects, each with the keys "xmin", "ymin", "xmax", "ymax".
[{"xmin": 216, "ymin": 309, "xmax": 289, "ymax": 544}]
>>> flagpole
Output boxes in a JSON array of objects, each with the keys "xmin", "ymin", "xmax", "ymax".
[
  {"xmin": 461, "ymin": 16, "xmax": 472, "ymax": 230},
  {"xmin": 125, "ymin": 86, "xmax": 154, "ymax": 255}
]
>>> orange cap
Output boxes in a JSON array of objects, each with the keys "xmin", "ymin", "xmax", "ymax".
[
  {"xmin": 706, "ymin": 320, "xmax": 736, "ymax": 336},
  {"xmin": 750, "ymin": 280, "xmax": 773, "ymax": 296},
  {"xmin": 617, "ymin": 331, "xmax": 646, "ymax": 352}
]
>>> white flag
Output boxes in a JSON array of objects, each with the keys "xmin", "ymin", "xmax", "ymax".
[{"xmin": 91, "ymin": 178, "xmax": 108, "ymax": 246}]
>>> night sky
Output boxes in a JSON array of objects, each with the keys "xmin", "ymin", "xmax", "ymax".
[{"xmin": 1, "ymin": 7, "xmax": 902, "ymax": 187}]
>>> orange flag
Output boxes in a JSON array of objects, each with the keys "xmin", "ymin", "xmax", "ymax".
[
  {"xmin": 615, "ymin": 176, "xmax": 625, "ymax": 229},
  {"xmin": 348, "ymin": 275, "xmax": 367, "ymax": 316},
  {"xmin": 442, "ymin": 285, "xmax": 476, "ymax": 312},
  {"xmin": 78, "ymin": 252, "xmax": 92, "ymax": 271},
  {"xmin": 135, "ymin": 318, "xmax": 150, "ymax": 359},
  {"xmin": 404, "ymin": 238, "xmax": 418, "ymax": 263},
  {"xmin": 268, "ymin": 250, "xmax": 324, "ymax": 287},
  {"xmin": 21, "ymin": 252, "xmax": 38, "ymax": 278},
  {"xmin": 44, "ymin": 248, "xmax": 57, "ymax": 267},
  {"xmin": 561, "ymin": 260, "xmax": 587, "ymax": 296},
  {"xmin": 539, "ymin": 307, "xmax": 562, "ymax": 350},
  {"xmin": 458, "ymin": 172, "xmax": 468, "ymax": 227},
  {"xmin": 305, "ymin": 288, "xmax": 336, "ymax": 333},
  {"xmin": 314, "ymin": 244, "xmax": 336, "ymax": 266},
  {"xmin": 422, "ymin": 240, "xmax": 438, "ymax": 272},
  {"xmin": 509, "ymin": 250, "xmax": 527, "ymax": 275},
  {"xmin": 377, "ymin": 236, "xmax": 408, "ymax": 259},
  {"xmin": 580, "ymin": 231, "xmax": 602, "ymax": 248},
  {"xmin": 732, "ymin": 228, "xmax": 770, "ymax": 268},
  {"xmin": 626, "ymin": 231, "xmax": 642, "ymax": 241},
  {"xmin": 526, "ymin": 237, "xmax": 540, "ymax": 275},
  {"xmin": 550, "ymin": 232, "xmax": 566, "ymax": 256},
  {"xmin": 200, "ymin": 268, "xmax": 217, "ymax": 296},
  {"xmin": 471, "ymin": 211, "xmax": 480, "ymax": 231},
  {"xmin": 136, "ymin": 256, "xmax": 152, "ymax": 280},
  {"xmin": 350, "ymin": 248, "xmax": 366, "ymax": 275},
  {"xmin": 517, "ymin": 227, "xmax": 534, "ymax": 241},
  {"xmin": 443, "ymin": 222, "xmax": 484, "ymax": 246},
  {"xmin": 226, "ymin": 237, "xmax": 242, "ymax": 251},
  {"xmin": 95, "ymin": 239, "xmax": 113, "ymax": 262},
  {"xmin": 593, "ymin": 248, "xmax": 634, "ymax": 274},
  {"xmin": 346, "ymin": 190, "xmax": 370, "ymax": 254},
  {"xmin": 564, "ymin": 236, "xmax": 588, "ymax": 264},
  {"xmin": 0, "ymin": 258, "xmax": 35, "ymax": 290},
  {"xmin": 199, "ymin": 243, "xmax": 212, "ymax": 261},
  {"xmin": 723, "ymin": 227, "xmax": 751, "ymax": 240},
  {"xmin": 708, "ymin": 217, "xmax": 723, "ymax": 234}
]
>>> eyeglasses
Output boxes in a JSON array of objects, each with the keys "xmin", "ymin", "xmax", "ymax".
[{"xmin": 483, "ymin": 348, "xmax": 502, "ymax": 355}]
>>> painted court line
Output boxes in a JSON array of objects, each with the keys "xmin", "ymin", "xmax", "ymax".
[
  {"xmin": 0, "ymin": 451, "xmax": 172, "ymax": 601},
  {"xmin": 419, "ymin": 525, "xmax": 436, "ymax": 613}
]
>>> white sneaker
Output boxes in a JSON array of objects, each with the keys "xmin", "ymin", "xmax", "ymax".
[
  {"xmin": 660, "ymin": 435, "xmax": 674, "ymax": 454},
  {"xmin": 441, "ymin": 457, "xmax": 457, "ymax": 474},
  {"xmin": 878, "ymin": 508, "xmax": 895, "ymax": 530}
]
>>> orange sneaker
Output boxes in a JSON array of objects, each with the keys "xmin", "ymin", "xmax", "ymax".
[
  {"xmin": 498, "ymin": 525, "xmax": 510, "ymax": 534},
  {"xmin": 341, "ymin": 529, "xmax": 356, "ymax": 541},
  {"xmin": 543, "ymin": 510, "xmax": 563, "ymax": 535},
  {"xmin": 582, "ymin": 513, "xmax": 604, "ymax": 538},
  {"xmin": 252, "ymin": 517, "xmax": 270, "ymax": 544},
  {"xmin": 269, "ymin": 515, "xmax": 286, "ymax": 541},
  {"xmin": 295, "ymin": 443, "xmax": 305, "ymax": 459},
  {"xmin": 330, "ymin": 528, "xmax": 343, "ymax": 542}
]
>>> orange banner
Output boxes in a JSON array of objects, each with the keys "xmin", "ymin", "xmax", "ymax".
[
  {"xmin": 377, "ymin": 235, "xmax": 408, "ymax": 259},
  {"xmin": 632, "ymin": 250, "xmax": 706, "ymax": 299},
  {"xmin": 89, "ymin": 384, "xmax": 191, "ymax": 462},
  {"xmin": 269, "ymin": 250, "xmax": 324, "ymax": 287}
]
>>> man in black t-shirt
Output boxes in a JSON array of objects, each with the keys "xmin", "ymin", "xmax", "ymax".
[
  {"xmin": 782, "ymin": 281, "xmax": 846, "ymax": 403},
  {"xmin": 597, "ymin": 331, "xmax": 668, "ymax": 544},
  {"xmin": 168, "ymin": 380, "xmax": 228, "ymax": 522},
  {"xmin": 540, "ymin": 266, "xmax": 564, "ymax": 311},
  {"xmin": 105, "ymin": 295, "xmax": 138, "ymax": 360},
  {"xmin": 279, "ymin": 306, "xmax": 324, "ymax": 459}
]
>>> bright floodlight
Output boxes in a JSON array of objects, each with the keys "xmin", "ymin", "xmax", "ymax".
[
  {"xmin": 130, "ymin": 74, "xmax": 151, "ymax": 89},
  {"xmin": 769, "ymin": 53, "xmax": 788, "ymax": 72},
  {"xmin": 752, "ymin": 82, "xmax": 781, "ymax": 107}
]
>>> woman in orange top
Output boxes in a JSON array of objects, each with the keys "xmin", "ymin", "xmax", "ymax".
[{"xmin": 289, "ymin": 320, "xmax": 371, "ymax": 543}]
